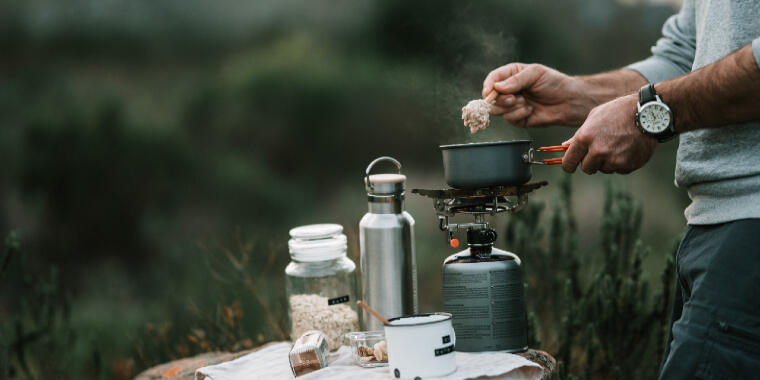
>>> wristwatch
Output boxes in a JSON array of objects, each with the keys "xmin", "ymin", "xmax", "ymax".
[{"xmin": 635, "ymin": 83, "xmax": 676, "ymax": 142}]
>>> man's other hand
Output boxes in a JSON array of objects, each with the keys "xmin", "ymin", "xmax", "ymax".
[
  {"xmin": 482, "ymin": 63, "xmax": 596, "ymax": 128},
  {"xmin": 562, "ymin": 94, "xmax": 657, "ymax": 175}
]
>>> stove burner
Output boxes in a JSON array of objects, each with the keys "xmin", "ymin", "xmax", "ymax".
[
  {"xmin": 448, "ymin": 196, "xmax": 510, "ymax": 214},
  {"xmin": 412, "ymin": 181, "xmax": 548, "ymax": 247},
  {"xmin": 411, "ymin": 181, "xmax": 546, "ymax": 199},
  {"xmin": 411, "ymin": 181, "xmax": 547, "ymax": 217}
]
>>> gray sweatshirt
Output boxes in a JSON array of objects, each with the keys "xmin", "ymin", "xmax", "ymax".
[{"xmin": 627, "ymin": 0, "xmax": 760, "ymax": 225}]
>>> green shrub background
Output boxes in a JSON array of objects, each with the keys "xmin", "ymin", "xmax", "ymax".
[{"xmin": 0, "ymin": 1, "xmax": 688, "ymax": 378}]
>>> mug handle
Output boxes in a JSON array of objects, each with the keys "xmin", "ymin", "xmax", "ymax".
[{"xmin": 449, "ymin": 326, "xmax": 456, "ymax": 348}]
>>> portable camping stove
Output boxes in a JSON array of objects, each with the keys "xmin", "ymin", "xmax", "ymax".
[
  {"xmin": 411, "ymin": 181, "xmax": 547, "ymax": 352},
  {"xmin": 412, "ymin": 181, "xmax": 547, "ymax": 247}
]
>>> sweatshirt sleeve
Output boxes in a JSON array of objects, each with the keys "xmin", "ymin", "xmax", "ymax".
[
  {"xmin": 753, "ymin": 37, "xmax": 760, "ymax": 70},
  {"xmin": 627, "ymin": 0, "xmax": 696, "ymax": 83}
]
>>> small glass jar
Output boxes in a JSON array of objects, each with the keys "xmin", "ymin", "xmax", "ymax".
[
  {"xmin": 345, "ymin": 331, "xmax": 388, "ymax": 367},
  {"xmin": 289, "ymin": 330, "xmax": 329, "ymax": 377},
  {"xmin": 285, "ymin": 224, "xmax": 359, "ymax": 351}
]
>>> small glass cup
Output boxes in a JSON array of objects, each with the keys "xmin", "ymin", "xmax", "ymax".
[{"xmin": 344, "ymin": 331, "xmax": 388, "ymax": 368}]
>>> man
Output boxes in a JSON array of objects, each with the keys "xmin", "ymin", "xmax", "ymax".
[{"xmin": 482, "ymin": 1, "xmax": 760, "ymax": 378}]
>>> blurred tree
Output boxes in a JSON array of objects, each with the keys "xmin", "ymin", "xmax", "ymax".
[{"xmin": 18, "ymin": 101, "xmax": 192, "ymax": 269}]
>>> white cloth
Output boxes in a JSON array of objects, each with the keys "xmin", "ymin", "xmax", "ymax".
[{"xmin": 196, "ymin": 342, "xmax": 544, "ymax": 380}]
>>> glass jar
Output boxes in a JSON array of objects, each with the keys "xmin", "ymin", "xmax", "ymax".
[{"xmin": 285, "ymin": 224, "xmax": 359, "ymax": 351}]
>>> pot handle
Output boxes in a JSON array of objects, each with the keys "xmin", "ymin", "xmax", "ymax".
[
  {"xmin": 523, "ymin": 144, "xmax": 569, "ymax": 165},
  {"xmin": 365, "ymin": 156, "xmax": 402, "ymax": 193}
]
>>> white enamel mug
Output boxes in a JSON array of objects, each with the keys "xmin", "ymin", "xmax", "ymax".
[{"xmin": 383, "ymin": 313, "xmax": 457, "ymax": 379}]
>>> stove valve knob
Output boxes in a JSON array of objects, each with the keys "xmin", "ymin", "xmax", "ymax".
[{"xmin": 449, "ymin": 238, "xmax": 460, "ymax": 248}]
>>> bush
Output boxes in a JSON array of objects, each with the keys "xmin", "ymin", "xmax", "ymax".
[
  {"xmin": 506, "ymin": 177, "xmax": 676, "ymax": 380},
  {"xmin": 0, "ymin": 231, "xmax": 88, "ymax": 378}
]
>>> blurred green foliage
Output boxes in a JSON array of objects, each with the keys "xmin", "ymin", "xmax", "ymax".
[
  {"xmin": 505, "ymin": 179, "xmax": 677, "ymax": 379},
  {"xmin": 1, "ymin": 231, "xmax": 81, "ymax": 378},
  {"xmin": 0, "ymin": 0, "xmax": 688, "ymax": 378},
  {"xmin": 505, "ymin": 178, "xmax": 676, "ymax": 379}
]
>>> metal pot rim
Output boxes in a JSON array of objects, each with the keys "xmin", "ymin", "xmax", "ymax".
[{"xmin": 439, "ymin": 140, "xmax": 532, "ymax": 150}]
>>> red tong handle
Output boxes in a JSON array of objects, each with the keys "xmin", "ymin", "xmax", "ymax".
[
  {"xmin": 538, "ymin": 144, "xmax": 570, "ymax": 152},
  {"xmin": 537, "ymin": 144, "xmax": 569, "ymax": 165},
  {"xmin": 542, "ymin": 158, "xmax": 564, "ymax": 165}
]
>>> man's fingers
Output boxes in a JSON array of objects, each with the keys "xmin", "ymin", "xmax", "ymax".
[
  {"xmin": 501, "ymin": 105, "xmax": 533, "ymax": 126},
  {"xmin": 580, "ymin": 150, "xmax": 603, "ymax": 175},
  {"xmin": 482, "ymin": 63, "xmax": 522, "ymax": 98},
  {"xmin": 490, "ymin": 95, "xmax": 525, "ymax": 114},
  {"xmin": 494, "ymin": 64, "xmax": 542, "ymax": 95},
  {"xmin": 521, "ymin": 106, "xmax": 560, "ymax": 127},
  {"xmin": 603, "ymin": 157, "xmax": 636, "ymax": 174},
  {"xmin": 490, "ymin": 102, "xmax": 527, "ymax": 116},
  {"xmin": 561, "ymin": 139, "xmax": 588, "ymax": 173},
  {"xmin": 493, "ymin": 94, "xmax": 517, "ymax": 108},
  {"xmin": 599, "ymin": 162, "xmax": 616, "ymax": 174}
]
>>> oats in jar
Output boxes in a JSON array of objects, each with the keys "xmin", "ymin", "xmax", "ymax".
[{"xmin": 289, "ymin": 294, "xmax": 359, "ymax": 351}]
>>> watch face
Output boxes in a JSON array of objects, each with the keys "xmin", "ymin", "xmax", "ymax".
[{"xmin": 639, "ymin": 103, "xmax": 672, "ymax": 133}]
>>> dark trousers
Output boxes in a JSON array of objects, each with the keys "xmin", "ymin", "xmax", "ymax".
[{"xmin": 659, "ymin": 219, "xmax": 760, "ymax": 380}]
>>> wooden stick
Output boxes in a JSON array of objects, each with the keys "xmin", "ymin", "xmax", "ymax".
[
  {"xmin": 357, "ymin": 300, "xmax": 391, "ymax": 326},
  {"xmin": 485, "ymin": 89, "xmax": 499, "ymax": 103}
]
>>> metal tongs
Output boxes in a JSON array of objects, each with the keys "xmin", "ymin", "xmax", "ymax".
[{"xmin": 524, "ymin": 144, "xmax": 569, "ymax": 165}]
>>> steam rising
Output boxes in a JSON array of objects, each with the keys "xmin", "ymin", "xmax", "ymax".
[{"xmin": 424, "ymin": 23, "xmax": 530, "ymax": 145}]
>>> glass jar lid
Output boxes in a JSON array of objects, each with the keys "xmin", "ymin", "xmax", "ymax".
[{"xmin": 289, "ymin": 224, "xmax": 347, "ymax": 262}]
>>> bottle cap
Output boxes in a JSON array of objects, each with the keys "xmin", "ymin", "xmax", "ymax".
[
  {"xmin": 366, "ymin": 174, "xmax": 406, "ymax": 195},
  {"xmin": 365, "ymin": 156, "xmax": 405, "ymax": 195}
]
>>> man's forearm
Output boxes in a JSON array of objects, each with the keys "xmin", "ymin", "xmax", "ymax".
[
  {"xmin": 657, "ymin": 43, "xmax": 760, "ymax": 132},
  {"xmin": 574, "ymin": 69, "xmax": 648, "ymax": 109}
]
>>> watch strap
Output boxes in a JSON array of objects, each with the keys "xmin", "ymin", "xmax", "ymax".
[
  {"xmin": 656, "ymin": 125, "xmax": 677, "ymax": 143},
  {"xmin": 639, "ymin": 83, "xmax": 656, "ymax": 104}
]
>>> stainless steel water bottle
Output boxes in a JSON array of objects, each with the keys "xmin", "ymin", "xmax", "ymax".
[{"xmin": 360, "ymin": 156, "xmax": 418, "ymax": 330}]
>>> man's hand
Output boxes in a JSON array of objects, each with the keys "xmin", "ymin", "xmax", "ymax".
[
  {"xmin": 482, "ymin": 63, "xmax": 594, "ymax": 127},
  {"xmin": 482, "ymin": 64, "xmax": 647, "ymax": 128},
  {"xmin": 561, "ymin": 94, "xmax": 657, "ymax": 174}
]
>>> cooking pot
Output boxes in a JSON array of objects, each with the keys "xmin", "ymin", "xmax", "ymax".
[{"xmin": 440, "ymin": 140, "xmax": 567, "ymax": 189}]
